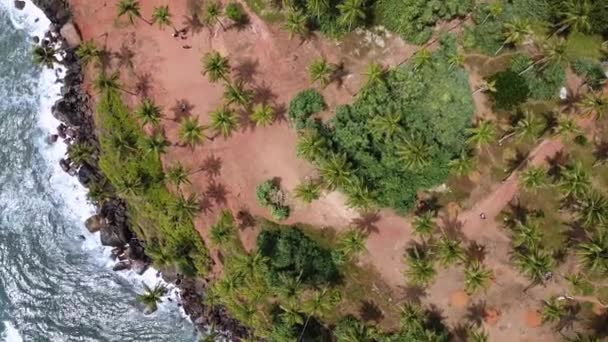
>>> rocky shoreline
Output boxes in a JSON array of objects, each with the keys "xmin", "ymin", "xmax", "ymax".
[{"xmin": 25, "ymin": 0, "xmax": 248, "ymax": 339}]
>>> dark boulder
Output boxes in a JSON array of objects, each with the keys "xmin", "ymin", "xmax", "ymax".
[
  {"xmin": 31, "ymin": 0, "xmax": 71, "ymax": 26},
  {"xmin": 57, "ymin": 123, "xmax": 66, "ymax": 138},
  {"xmin": 31, "ymin": 36, "xmax": 40, "ymax": 44},
  {"xmin": 77, "ymin": 162, "xmax": 96, "ymax": 186},
  {"xmin": 110, "ymin": 247, "xmax": 124, "ymax": 260},
  {"xmin": 46, "ymin": 134, "xmax": 58, "ymax": 144},
  {"xmin": 59, "ymin": 158, "xmax": 70, "ymax": 172},
  {"xmin": 84, "ymin": 214, "xmax": 105, "ymax": 233},
  {"xmin": 14, "ymin": 1, "xmax": 25, "ymax": 10},
  {"xmin": 99, "ymin": 224, "xmax": 129, "ymax": 247},
  {"xmin": 112, "ymin": 260, "xmax": 131, "ymax": 272},
  {"xmin": 131, "ymin": 260, "xmax": 149, "ymax": 275}
]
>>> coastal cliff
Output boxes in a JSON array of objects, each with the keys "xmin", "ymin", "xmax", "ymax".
[{"xmin": 26, "ymin": 0, "xmax": 248, "ymax": 339}]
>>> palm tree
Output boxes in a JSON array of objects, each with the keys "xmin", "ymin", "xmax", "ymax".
[
  {"xmin": 399, "ymin": 302, "xmax": 425, "ymax": 332},
  {"xmin": 541, "ymin": 297, "xmax": 567, "ymax": 323},
  {"xmin": 275, "ymin": 273, "xmax": 303, "ymax": 301},
  {"xmin": 116, "ymin": 174, "xmax": 143, "ymax": 197},
  {"xmin": 404, "ymin": 246, "xmax": 436, "ymax": 286},
  {"xmin": 447, "ymin": 52, "xmax": 465, "ymax": 70},
  {"xmin": 135, "ymin": 99, "xmax": 163, "ymax": 127},
  {"xmin": 32, "ymin": 45, "xmax": 57, "ymax": 69},
  {"xmin": 496, "ymin": 18, "xmax": 532, "ymax": 55},
  {"xmin": 296, "ymin": 131, "xmax": 326, "ymax": 163},
  {"xmin": 178, "ymin": 117, "xmax": 205, "ymax": 148},
  {"xmin": 363, "ymin": 61, "xmax": 385, "ymax": 86},
  {"xmin": 107, "ymin": 130, "xmax": 138, "ymax": 160},
  {"xmin": 137, "ymin": 282, "xmax": 167, "ymax": 314},
  {"xmin": 201, "ymin": 51, "xmax": 230, "ymax": 83},
  {"xmin": 151, "ymin": 5, "xmax": 174, "ymax": 30},
  {"xmin": 294, "ymin": 180, "xmax": 322, "ymax": 203},
  {"xmin": 283, "ymin": 8, "xmax": 309, "ymax": 41},
  {"xmin": 513, "ymin": 112, "xmax": 544, "ymax": 141},
  {"xmin": 300, "ymin": 288, "xmax": 333, "ymax": 341},
  {"xmin": 319, "ymin": 153, "xmax": 353, "ymax": 190},
  {"xmin": 336, "ymin": 0, "xmax": 366, "ymax": 31},
  {"xmin": 556, "ymin": 0, "xmax": 592, "ymax": 34},
  {"xmin": 412, "ymin": 48, "xmax": 432, "ymax": 70},
  {"xmin": 396, "ymin": 136, "xmax": 431, "ymax": 171},
  {"xmin": 223, "ymin": 80, "xmax": 254, "ymax": 109},
  {"xmin": 579, "ymin": 92, "xmax": 608, "ymax": 121},
  {"xmin": 512, "ymin": 220, "xmax": 542, "ymax": 249},
  {"xmin": 165, "ymin": 162, "xmax": 191, "ymax": 189},
  {"xmin": 520, "ymin": 166, "xmax": 547, "ymax": 192},
  {"xmin": 209, "ymin": 106, "xmax": 239, "ymax": 138},
  {"xmin": 553, "ymin": 116, "xmax": 581, "ymax": 137},
  {"xmin": 577, "ymin": 191, "xmax": 608, "ymax": 227},
  {"xmin": 559, "ymin": 163, "xmax": 591, "ymax": 198},
  {"xmin": 464, "ymin": 261, "xmax": 493, "ymax": 294},
  {"xmin": 467, "ymin": 121, "xmax": 496, "ymax": 149},
  {"xmin": 117, "ymin": 0, "xmax": 149, "ymax": 25},
  {"xmin": 567, "ymin": 333, "xmax": 600, "ymax": 342},
  {"xmin": 306, "ymin": 0, "xmax": 329, "ymax": 18},
  {"xmin": 67, "ymin": 142, "xmax": 95, "ymax": 167},
  {"xmin": 141, "ymin": 131, "xmax": 170, "ymax": 156},
  {"xmin": 467, "ymin": 326, "xmax": 489, "ymax": 342},
  {"xmin": 309, "ymin": 58, "xmax": 335, "ymax": 88},
  {"xmin": 513, "ymin": 248, "xmax": 553, "ymax": 284},
  {"xmin": 339, "ymin": 229, "xmax": 366, "ymax": 259},
  {"xmin": 369, "ymin": 113, "xmax": 402, "ymax": 139},
  {"xmin": 472, "ymin": 79, "xmax": 496, "ymax": 95},
  {"xmin": 578, "ymin": 228, "xmax": 608, "ymax": 274},
  {"xmin": 344, "ymin": 179, "xmax": 374, "ymax": 211},
  {"xmin": 76, "ymin": 40, "xmax": 100, "ymax": 67},
  {"xmin": 537, "ymin": 37, "xmax": 568, "ymax": 68},
  {"xmin": 210, "ymin": 210, "xmax": 235, "ymax": 247},
  {"xmin": 171, "ymin": 193, "xmax": 200, "ymax": 222},
  {"xmin": 203, "ymin": 2, "xmax": 226, "ymax": 31},
  {"xmin": 449, "ymin": 151, "xmax": 476, "ymax": 176},
  {"xmin": 250, "ymin": 103, "xmax": 274, "ymax": 127},
  {"xmin": 93, "ymin": 72, "xmax": 136, "ymax": 96},
  {"xmin": 436, "ymin": 234, "xmax": 465, "ymax": 266},
  {"xmin": 412, "ymin": 212, "xmax": 435, "ymax": 241},
  {"xmin": 480, "ymin": 1, "xmax": 503, "ymax": 25},
  {"xmin": 279, "ymin": 299, "xmax": 304, "ymax": 327}
]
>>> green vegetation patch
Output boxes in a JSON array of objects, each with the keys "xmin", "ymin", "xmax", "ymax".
[
  {"xmin": 565, "ymin": 32, "xmax": 605, "ymax": 61},
  {"xmin": 489, "ymin": 70, "xmax": 530, "ymax": 110},
  {"xmin": 292, "ymin": 37, "xmax": 474, "ymax": 213},
  {"xmin": 572, "ymin": 58, "xmax": 607, "ymax": 90},
  {"xmin": 255, "ymin": 179, "xmax": 291, "ymax": 220},
  {"xmin": 510, "ymin": 54, "xmax": 565, "ymax": 101}
]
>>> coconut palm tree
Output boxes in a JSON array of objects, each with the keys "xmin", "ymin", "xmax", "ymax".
[
  {"xmin": 578, "ymin": 228, "xmax": 608, "ymax": 273},
  {"xmin": 165, "ymin": 162, "xmax": 191, "ymax": 189},
  {"xmin": 449, "ymin": 151, "xmax": 476, "ymax": 176},
  {"xmin": 467, "ymin": 326, "xmax": 489, "ymax": 342},
  {"xmin": 447, "ymin": 52, "xmax": 465, "ymax": 70},
  {"xmin": 306, "ymin": 0, "xmax": 329, "ymax": 18},
  {"xmin": 137, "ymin": 282, "xmax": 167, "ymax": 314},
  {"xmin": 577, "ymin": 191, "xmax": 608, "ymax": 227},
  {"xmin": 178, "ymin": 117, "xmax": 206, "ymax": 148},
  {"xmin": 369, "ymin": 113, "xmax": 402, "ymax": 139},
  {"xmin": 93, "ymin": 71, "xmax": 136, "ymax": 96},
  {"xmin": 203, "ymin": 2, "xmax": 226, "ymax": 31},
  {"xmin": 467, "ymin": 121, "xmax": 496, "ymax": 149},
  {"xmin": 480, "ymin": 1, "xmax": 502, "ymax": 25},
  {"xmin": 559, "ymin": 163, "xmax": 591, "ymax": 198},
  {"xmin": 396, "ymin": 136, "xmax": 431, "ymax": 171},
  {"xmin": 32, "ymin": 45, "xmax": 57, "ymax": 69},
  {"xmin": 67, "ymin": 142, "xmax": 95, "ymax": 167},
  {"xmin": 495, "ymin": 17, "xmax": 532, "ymax": 55},
  {"xmin": 553, "ymin": 116, "xmax": 581, "ymax": 137},
  {"xmin": 537, "ymin": 37, "xmax": 568, "ymax": 68},
  {"xmin": 512, "ymin": 220, "xmax": 543, "ymax": 249},
  {"xmin": 151, "ymin": 5, "xmax": 174, "ymax": 30},
  {"xmin": 514, "ymin": 112, "xmax": 544, "ymax": 141},
  {"xmin": 223, "ymin": 80, "xmax": 253, "ymax": 109},
  {"xmin": 135, "ymin": 99, "xmax": 163, "ymax": 127},
  {"xmin": 472, "ymin": 79, "xmax": 497, "ymax": 95},
  {"xmin": 319, "ymin": 153, "xmax": 353, "ymax": 190},
  {"xmin": 344, "ymin": 179, "xmax": 374, "ymax": 211},
  {"xmin": 399, "ymin": 302, "xmax": 425, "ymax": 332},
  {"xmin": 413, "ymin": 48, "xmax": 432, "ymax": 70},
  {"xmin": 279, "ymin": 299, "xmax": 304, "ymax": 327},
  {"xmin": 464, "ymin": 261, "xmax": 493, "ymax": 294},
  {"xmin": 339, "ymin": 229, "xmax": 367, "ymax": 259},
  {"xmin": 412, "ymin": 212, "xmax": 435, "ymax": 241},
  {"xmin": 363, "ymin": 61, "xmax": 385, "ymax": 86},
  {"xmin": 171, "ymin": 193, "xmax": 200, "ymax": 222},
  {"xmin": 309, "ymin": 58, "xmax": 335, "ymax": 88},
  {"xmin": 209, "ymin": 106, "xmax": 239, "ymax": 138},
  {"xmin": 300, "ymin": 288, "xmax": 333, "ymax": 341},
  {"xmin": 141, "ymin": 131, "xmax": 170, "ymax": 156},
  {"xmin": 541, "ymin": 297, "xmax": 567, "ymax": 323},
  {"xmin": 436, "ymin": 234, "xmax": 465, "ymax": 266},
  {"xmin": 275, "ymin": 273, "xmax": 303, "ymax": 302},
  {"xmin": 579, "ymin": 92, "xmax": 608, "ymax": 121},
  {"xmin": 336, "ymin": 0, "xmax": 366, "ymax": 31},
  {"xmin": 283, "ymin": 8, "xmax": 309, "ymax": 41},
  {"xmin": 209, "ymin": 209, "xmax": 235, "ymax": 247},
  {"xmin": 230, "ymin": 251, "xmax": 268, "ymax": 280},
  {"xmin": 513, "ymin": 248, "xmax": 553, "ymax": 284},
  {"xmin": 296, "ymin": 131, "xmax": 326, "ymax": 163},
  {"xmin": 556, "ymin": 0, "xmax": 592, "ymax": 34},
  {"xmin": 520, "ymin": 166, "xmax": 547, "ymax": 193},
  {"xmin": 76, "ymin": 40, "xmax": 101, "ymax": 67},
  {"xmin": 107, "ymin": 130, "xmax": 138, "ymax": 160},
  {"xmin": 294, "ymin": 180, "xmax": 322, "ymax": 203},
  {"xmin": 116, "ymin": 174, "xmax": 143, "ymax": 197},
  {"xmin": 404, "ymin": 246, "xmax": 436, "ymax": 286},
  {"xmin": 250, "ymin": 103, "xmax": 274, "ymax": 127},
  {"xmin": 201, "ymin": 51, "xmax": 230, "ymax": 83},
  {"xmin": 117, "ymin": 0, "xmax": 149, "ymax": 25}
]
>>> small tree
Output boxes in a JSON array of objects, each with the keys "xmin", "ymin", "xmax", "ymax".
[
  {"xmin": 166, "ymin": 162, "xmax": 191, "ymax": 190},
  {"xmin": 178, "ymin": 117, "xmax": 206, "ymax": 148},
  {"xmin": 412, "ymin": 212, "xmax": 435, "ymax": 241},
  {"xmin": 76, "ymin": 40, "xmax": 100, "ymax": 67},
  {"xmin": 134, "ymin": 99, "xmax": 163, "ymax": 127},
  {"xmin": 223, "ymin": 80, "xmax": 254, "ymax": 109},
  {"xmin": 363, "ymin": 61, "xmax": 385, "ymax": 86},
  {"xmin": 224, "ymin": 2, "xmax": 246, "ymax": 25},
  {"xmin": 336, "ymin": 0, "xmax": 366, "ymax": 31},
  {"xmin": 32, "ymin": 45, "xmax": 57, "ymax": 69},
  {"xmin": 467, "ymin": 121, "xmax": 496, "ymax": 149},
  {"xmin": 309, "ymin": 58, "xmax": 335, "ymax": 88},
  {"xmin": 203, "ymin": 2, "xmax": 226, "ymax": 31},
  {"xmin": 209, "ymin": 106, "xmax": 239, "ymax": 138},
  {"xmin": 449, "ymin": 151, "xmax": 476, "ymax": 176},
  {"xmin": 250, "ymin": 103, "xmax": 274, "ymax": 127},
  {"xmin": 171, "ymin": 193, "xmax": 200, "ymax": 222},
  {"xmin": 579, "ymin": 92, "xmax": 608, "ymax": 121},
  {"xmin": 209, "ymin": 209, "xmax": 236, "ymax": 248},
  {"xmin": 151, "ymin": 5, "xmax": 176, "ymax": 32},
  {"xmin": 283, "ymin": 8, "xmax": 309, "ymax": 41},
  {"xmin": 117, "ymin": 0, "xmax": 149, "ymax": 25},
  {"xmin": 319, "ymin": 153, "xmax": 352, "ymax": 190},
  {"xmin": 396, "ymin": 136, "xmax": 431, "ymax": 171},
  {"xmin": 404, "ymin": 246, "xmax": 436, "ymax": 287},
  {"xmin": 67, "ymin": 142, "xmax": 95, "ymax": 167},
  {"xmin": 339, "ymin": 229, "xmax": 367, "ymax": 259},
  {"xmin": 464, "ymin": 261, "xmax": 493, "ymax": 294},
  {"xmin": 294, "ymin": 180, "xmax": 322, "ymax": 203},
  {"xmin": 436, "ymin": 234, "xmax": 465, "ymax": 266},
  {"xmin": 141, "ymin": 132, "xmax": 170, "ymax": 156},
  {"xmin": 201, "ymin": 51, "xmax": 230, "ymax": 83},
  {"xmin": 578, "ymin": 228, "xmax": 608, "ymax": 274},
  {"xmin": 520, "ymin": 166, "xmax": 547, "ymax": 193},
  {"xmin": 137, "ymin": 282, "xmax": 167, "ymax": 314},
  {"xmin": 541, "ymin": 297, "xmax": 567, "ymax": 324}
]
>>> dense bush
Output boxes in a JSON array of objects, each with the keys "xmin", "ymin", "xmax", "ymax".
[
  {"xmin": 510, "ymin": 54, "xmax": 565, "ymax": 100},
  {"xmin": 292, "ymin": 37, "xmax": 474, "ymax": 213},
  {"xmin": 287, "ymin": 89, "xmax": 326, "ymax": 130},
  {"xmin": 375, "ymin": 0, "xmax": 472, "ymax": 44},
  {"xmin": 572, "ymin": 58, "xmax": 607, "ymax": 90},
  {"xmin": 255, "ymin": 179, "xmax": 290, "ymax": 220},
  {"xmin": 489, "ymin": 70, "xmax": 530, "ymax": 110},
  {"xmin": 256, "ymin": 224, "xmax": 339, "ymax": 285}
]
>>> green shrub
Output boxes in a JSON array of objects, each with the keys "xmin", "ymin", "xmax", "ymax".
[
  {"xmin": 255, "ymin": 179, "xmax": 290, "ymax": 221},
  {"xmin": 287, "ymin": 89, "xmax": 326, "ymax": 130},
  {"xmin": 572, "ymin": 58, "xmax": 607, "ymax": 90},
  {"xmin": 489, "ymin": 70, "xmax": 530, "ymax": 110},
  {"xmin": 225, "ymin": 2, "xmax": 246, "ymax": 23},
  {"xmin": 256, "ymin": 224, "xmax": 338, "ymax": 284},
  {"xmin": 565, "ymin": 32, "xmax": 604, "ymax": 61}
]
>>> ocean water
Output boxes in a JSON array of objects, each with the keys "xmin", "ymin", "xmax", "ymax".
[{"xmin": 0, "ymin": 1, "xmax": 198, "ymax": 341}]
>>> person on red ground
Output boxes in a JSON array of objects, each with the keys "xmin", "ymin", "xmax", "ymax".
[{"xmin": 480, "ymin": 212, "xmax": 486, "ymax": 220}]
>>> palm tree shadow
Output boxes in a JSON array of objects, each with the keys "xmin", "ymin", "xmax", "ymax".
[
  {"xmin": 359, "ymin": 300, "xmax": 384, "ymax": 323},
  {"xmin": 272, "ymin": 103, "xmax": 287, "ymax": 124},
  {"xmin": 438, "ymin": 215, "xmax": 465, "ymax": 241},
  {"xmin": 236, "ymin": 208, "xmax": 256, "ymax": 231},
  {"xmin": 98, "ymin": 49, "xmax": 113, "ymax": 73},
  {"xmin": 547, "ymin": 150, "xmax": 569, "ymax": 182},
  {"xmin": 398, "ymin": 284, "xmax": 427, "ymax": 305},
  {"xmin": 237, "ymin": 108, "xmax": 255, "ymax": 132},
  {"xmin": 593, "ymin": 140, "xmax": 608, "ymax": 166},
  {"xmin": 170, "ymin": 99, "xmax": 194, "ymax": 122},
  {"xmin": 415, "ymin": 195, "xmax": 442, "ymax": 216},
  {"xmin": 252, "ymin": 81, "xmax": 278, "ymax": 105},
  {"xmin": 135, "ymin": 72, "xmax": 153, "ymax": 98},
  {"xmin": 234, "ymin": 58, "xmax": 259, "ymax": 84},
  {"xmin": 182, "ymin": 14, "xmax": 205, "ymax": 35},
  {"xmin": 206, "ymin": 181, "xmax": 228, "ymax": 206},
  {"xmin": 201, "ymin": 155, "xmax": 222, "ymax": 178},
  {"xmin": 113, "ymin": 43, "xmax": 135, "ymax": 71},
  {"xmin": 451, "ymin": 322, "xmax": 470, "ymax": 342},
  {"xmin": 351, "ymin": 211, "xmax": 381, "ymax": 234},
  {"xmin": 465, "ymin": 300, "xmax": 487, "ymax": 327},
  {"xmin": 506, "ymin": 148, "xmax": 529, "ymax": 173},
  {"xmin": 588, "ymin": 309, "xmax": 608, "ymax": 338},
  {"xmin": 198, "ymin": 196, "xmax": 214, "ymax": 215},
  {"xmin": 424, "ymin": 304, "xmax": 448, "ymax": 334},
  {"xmin": 331, "ymin": 61, "xmax": 349, "ymax": 90},
  {"xmin": 466, "ymin": 241, "xmax": 486, "ymax": 263}
]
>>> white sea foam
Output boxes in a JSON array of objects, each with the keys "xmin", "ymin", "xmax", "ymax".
[
  {"xmin": 3, "ymin": 0, "xmax": 191, "ymax": 322},
  {"xmin": 1, "ymin": 321, "xmax": 23, "ymax": 342}
]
